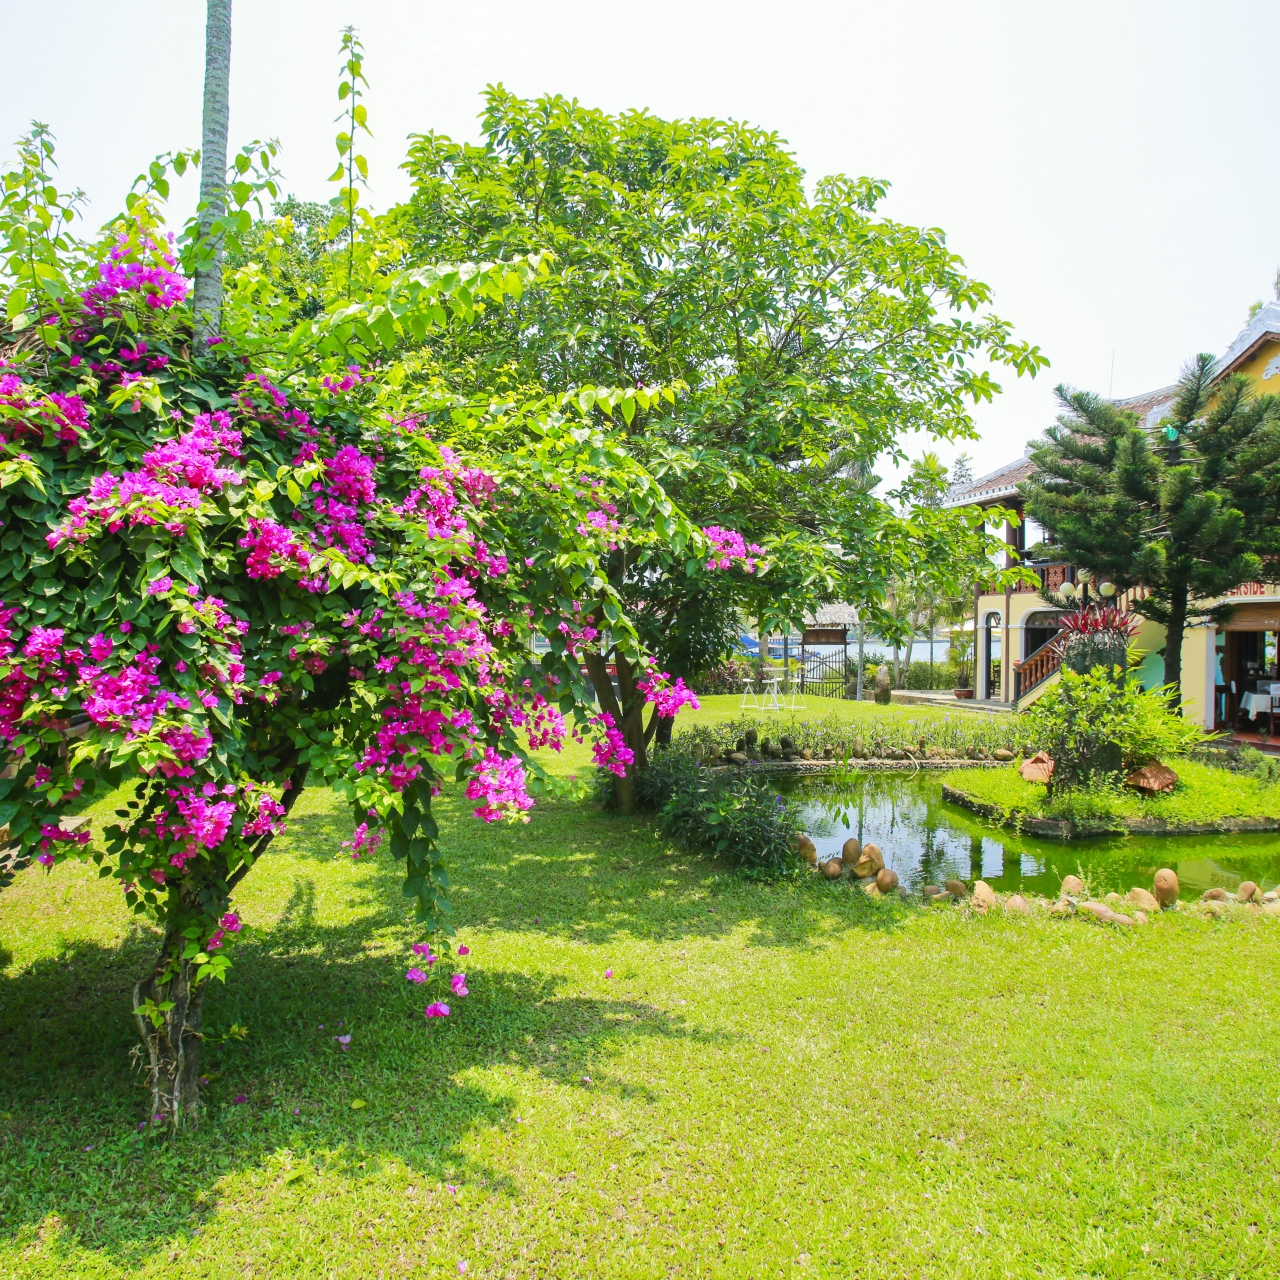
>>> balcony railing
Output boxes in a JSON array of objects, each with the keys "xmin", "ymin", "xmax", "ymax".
[{"xmin": 1013, "ymin": 635, "xmax": 1061, "ymax": 702}]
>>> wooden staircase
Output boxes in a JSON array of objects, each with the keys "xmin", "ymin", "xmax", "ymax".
[{"xmin": 1013, "ymin": 636, "xmax": 1062, "ymax": 705}]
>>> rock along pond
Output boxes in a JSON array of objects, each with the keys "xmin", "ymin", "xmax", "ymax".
[{"xmin": 789, "ymin": 771, "xmax": 1280, "ymax": 897}]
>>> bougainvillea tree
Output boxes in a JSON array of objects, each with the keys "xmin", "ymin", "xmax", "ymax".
[{"xmin": 0, "ymin": 134, "xmax": 722, "ymax": 1125}]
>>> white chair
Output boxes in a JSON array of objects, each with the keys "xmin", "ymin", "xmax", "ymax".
[
  {"xmin": 739, "ymin": 677, "xmax": 760, "ymax": 709},
  {"xmin": 760, "ymin": 675, "xmax": 782, "ymax": 711}
]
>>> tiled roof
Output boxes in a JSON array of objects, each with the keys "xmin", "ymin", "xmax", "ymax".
[
  {"xmin": 943, "ymin": 455, "xmax": 1035, "ymax": 507},
  {"xmin": 1216, "ymin": 301, "xmax": 1280, "ymax": 376}
]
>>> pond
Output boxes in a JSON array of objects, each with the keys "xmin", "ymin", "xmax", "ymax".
[{"xmin": 790, "ymin": 771, "xmax": 1280, "ymax": 897}]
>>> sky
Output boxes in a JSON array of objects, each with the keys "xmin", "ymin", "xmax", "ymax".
[{"xmin": 6, "ymin": 0, "xmax": 1279, "ymax": 483}]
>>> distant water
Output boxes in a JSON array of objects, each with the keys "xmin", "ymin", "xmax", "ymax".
[{"xmin": 787, "ymin": 771, "xmax": 1280, "ymax": 897}]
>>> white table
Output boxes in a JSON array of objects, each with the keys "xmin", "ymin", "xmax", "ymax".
[{"xmin": 1240, "ymin": 689, "xmax": 1280, "ymax": 721}]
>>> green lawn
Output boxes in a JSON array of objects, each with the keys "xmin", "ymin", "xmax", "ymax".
[
  {"xmin": 3, "ymin": 716, "xmax": 1280, "ymax": 1277},
  {"xmin": 945, "ymin": 758, "xmax": 1280, "ymax": 827}
]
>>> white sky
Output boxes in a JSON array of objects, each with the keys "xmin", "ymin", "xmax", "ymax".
[{"xmin": 6, "ymin": 0, "xmax": 1279, "ymax": 482}]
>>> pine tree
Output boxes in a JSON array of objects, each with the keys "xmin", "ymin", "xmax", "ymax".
[{"xmin": 1023, "ymin": 354, "xmax": 1280, "ymax": 704}]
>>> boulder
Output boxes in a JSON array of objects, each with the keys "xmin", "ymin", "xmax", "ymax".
[
  {"xmin": 922, "ymin": 884, "xmax": 943, "ymax": 901},
  {"xmin": 971, "ymin": 880, "xmax": 997, "ymax": 913},
  {"xmin": 1079, "ymin": 900, "xmax": 1116, "ymax": 924},
  {"xmin": 779, "ymin": 735, "xmax": 794, "ymax": 752},
  {"xmin": 1263, "ymin": 902, "xmax": 1280, "ymax": 917},
  {"xmin": 800, "ymin": 748, "xmax": 814, "ymax": 762},
  {"xmin": 862, "ymin": 880, "xmax": 882, "ymax": 897},
  {"xmin": 1061, "ymin": 874, "xmax": 1085, "ymax": 898},
  {"xmin": 1005, "ymin": 893, "xmax": 1031, "ymax": 915},
  {"xmin": 1203, "ymin": 900, "xmax": 1225, "ymax": 919},
  {"xmin": 1104, "ymin": 892, "xmax": 1122, "ymax": 906},
  {"xmin": 993, "ymin": 748, "xmax": 1015, "ymax": 762},
  {"xmin": 873, "ymin": 667, "xmax": 893, "ymax": 705},
  {"xmin": 1263, "ymin": 890, "xmax": 1279, "ymax": 904},
  {"xmin": 944, "ymin": 878, "xmax": 968, "ymax": 899},
  {"xmin": 841, "ymin": 837, "xmax": 862, "ymax": 862},
  {"xmin": 853, "ymin": 846, "xmax": 884, "ymax": 878},
  {"xmin": 1020, "ymin": 751, "xmax": 1054, "ymax": 783},
  {"xmin": 850, "ymin": 736, "xmax": 867, "ymax": 759},
  {"xmin": 1202, "ymin": 887, "xmax": 1228, "ymax": 902},
  {"xmin": 1132, "ymin": 910, "xmax": 1148, "ymax": 925},
  {"xmin": 1127, "ymin": 887, "xmax": 1159, "ymax": 912},
  {"xmin": 691, "ymin": 741, "xmax": 707, "ymax": 762},
  {"xmin": 1125, "ymin": 761, "xmax": 1178, "ymax": 795},
  {"xmin": 1110, "ymin": 912, "xmax": 1135, "ymax": 927},
  {"xmin": 727, "ymin": 752, "xmax": 749, "ymax": 766},
  {"xmin": 744, "ymin": 728, "xmax": 758, "ymax": 746},
  {"xmin": 1049, "ymin": 900, "xmax": 1072, "ymax": 917},
  {"xmin": 797, "ymin": 835, "xmax": 817, "ymax": 864},
  {"xmin": 1237, "ymin": 880, "xmax": 1260, "ymax": 904},
  {"xmin": 1153, "ymin": 868, "xmax": 1179, "ymax": 908},
  {"xmin": 820, "ymin": 857, "xmax": 843, "ymax": 879},
  {"xmin": 876, "ymin": 867, "xmax": 899, "ymax": 894}
]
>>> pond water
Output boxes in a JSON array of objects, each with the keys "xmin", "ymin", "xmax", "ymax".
[{"xmin": 789, "ymin": 771, "xmax": 1280, "ymax": 897}]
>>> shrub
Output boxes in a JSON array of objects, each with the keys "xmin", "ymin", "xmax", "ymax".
[
  {"xmin": 904, "ymin": 661, "xmax": 957, "ymax": 690},
  {"xmin": 1056, "ymin": 606, "xmax": 1137, "ymax": 677},
  {"xmin": 694, "ymin": 656, "xmax": 758, "ymax": 695},
  {"xmin": 597, "ymin": 749, "xmax": 802, "ymax": 877},
  {"xmin": 1024, "ymin": 667, "xmax": 1207, "ymax": 792}
]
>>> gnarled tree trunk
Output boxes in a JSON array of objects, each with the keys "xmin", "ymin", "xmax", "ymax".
[{"xmin": 133, "ymin": 942, "xmax": 206, "ymax": 1130}]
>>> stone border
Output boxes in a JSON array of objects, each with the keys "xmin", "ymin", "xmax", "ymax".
[
  {"xmin": 941, "ymin": 783, "xmax": 1280, "ymax": 841},
  {"xmin": 708, "ymin": 758, "xmax": 1012, "ymax": 776}
]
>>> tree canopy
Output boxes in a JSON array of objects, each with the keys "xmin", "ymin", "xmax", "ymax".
[{"xmin": 383, "ymin": 89, "xmax": 1044, "ymax": 792}]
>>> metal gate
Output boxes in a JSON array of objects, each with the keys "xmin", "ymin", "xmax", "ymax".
[{"xmin": 800, "ymin": 648, "xmax": 849, "ymax": 699}]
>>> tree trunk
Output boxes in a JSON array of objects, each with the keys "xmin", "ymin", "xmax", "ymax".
[
  {"xmin": 1163, "ymin": 586, "xmax": 1187, "ymax": 710},
  {"xmin": 584, "ymin": 651, "xmax": 643, "ymax": 814},
  {"xmin": 193, "ymin": 0, "xmax": 233, "ymax": 341},
  {"xmin": 133, "ymin": 938, "xmax": 206, "ymax": 1131}
]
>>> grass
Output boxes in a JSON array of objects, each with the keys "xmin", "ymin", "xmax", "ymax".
[
  {"xmin": 2, "ymin": 709, "xmax": 1280, "ymax": 1276},
  {"xmin": 944, "ymin": 758, "xmax": 1280, "ymax": 827}
]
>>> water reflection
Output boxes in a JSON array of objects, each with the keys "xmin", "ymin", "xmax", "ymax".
[{"xmin": 789, "ymin": 772, "xmax": 1280, "ymax": 897}]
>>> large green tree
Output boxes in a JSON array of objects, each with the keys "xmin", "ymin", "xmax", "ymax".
[
  {"xmin": 1023, "ymin": 355, "xmax": 1280, "ymax": 701},
  {"xmin": 379, "ymin": 90, "xmax": 1043, "ymax": 800}
]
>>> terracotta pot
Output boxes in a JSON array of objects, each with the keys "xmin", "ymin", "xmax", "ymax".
[{"xmin": 954, "ymin": 688, "xmax": 975, "ymax": 699}]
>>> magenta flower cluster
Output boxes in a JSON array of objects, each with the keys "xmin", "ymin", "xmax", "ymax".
[
  {"xmin": 636, "ymin": 671, "xmax": 700, "ymax": 718},
  {"xmin": 80, "ymin": 230, "xmax": 189, "ymax": 317},
  {"xmin": 702, "ymin": 525, "xmax": 763, "ymax": 573}
]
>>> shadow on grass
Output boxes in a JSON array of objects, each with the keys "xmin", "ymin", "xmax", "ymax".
[
  {"xmin": 0, "ymin": 877, "xmax": 722, "ymax": 1269},
  {"xmin": 434, "ymin": 791, "xmax": 910, "ymax": 949}
]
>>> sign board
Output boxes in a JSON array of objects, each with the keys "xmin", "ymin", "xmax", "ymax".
[
  {"xmin": 1221, "ymin": 602, "xmax": 1280, "ymax": 631},
  {"xmin": 802, "ymin": 628, "xmax": 847, "ymax": 646}
]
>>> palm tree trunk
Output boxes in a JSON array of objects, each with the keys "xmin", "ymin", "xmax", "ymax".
[{"xmin": 193, "ymin": 0, "xmax": 233, "ymax": 340}]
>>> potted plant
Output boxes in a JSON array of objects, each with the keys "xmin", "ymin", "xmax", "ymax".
[{"xmin": 950, "ymin": 630, "xmax": 975, "ymax": 698}]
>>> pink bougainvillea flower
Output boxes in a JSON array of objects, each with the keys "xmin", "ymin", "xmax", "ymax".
[
  {"xmin": 335, "ymin": 1034, "xmax": 351, "ymax": 1047},
  {"xmin": 232, "ymin": 1093, "xmax": 247, "ymax": 1104},
  {"xmin": 411, "ymin": 942, "xmax": 433, "ymax": 956},
  {"xmin": 604, "ymin": 968, "xmax": 613, "ymax": 978},
  {"xmin": 424, "ymin": 1001, "xmax": 450, "ymax": 1018},
  {"xmin": 455, "ymin": 944, "xmax": 469, "ymax": 956},
  {"xmin": 405, "ymin": 967, "xmax": 428, "ymax": 984},
  {"xmin": 451, "ymin": 972, "xmax": 468, "ymax": 997}
]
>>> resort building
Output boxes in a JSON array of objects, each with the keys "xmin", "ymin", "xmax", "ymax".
[{"xmin": 948, "ymin": 303, "xmax": 1280, "ymax": 730}]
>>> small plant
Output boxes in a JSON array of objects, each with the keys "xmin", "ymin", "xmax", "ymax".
[
  {"xmin": 1025, "ymin": 667, "xmax": 1208, "ymax": 793},
  {"xmin": 1054, "ymin": 606, "xmax": 1138, "ymax": 677}
]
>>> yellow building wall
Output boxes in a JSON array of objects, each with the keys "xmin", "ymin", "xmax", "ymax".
[{"xmin": 1232, "ymin": 336, "xmax": 1280, "ymax": 392}]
